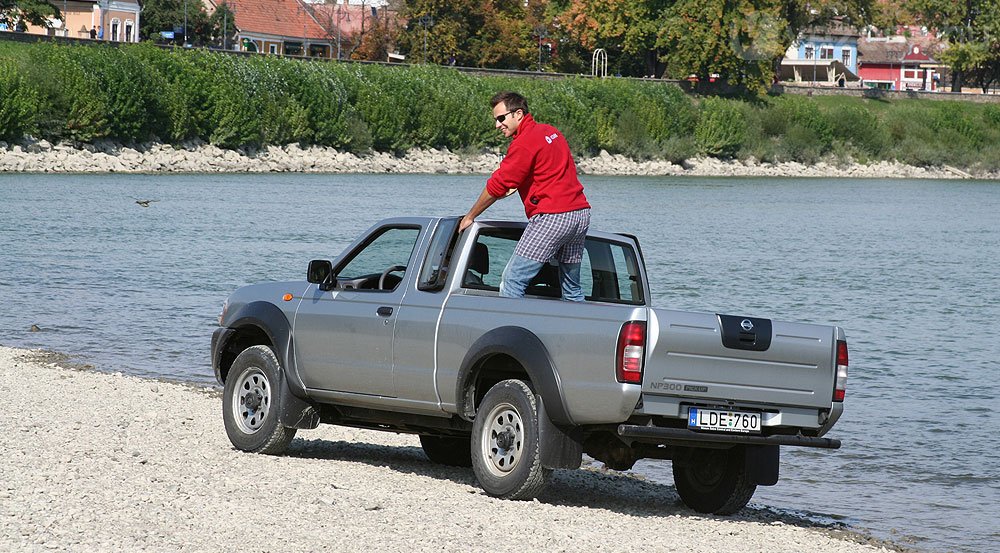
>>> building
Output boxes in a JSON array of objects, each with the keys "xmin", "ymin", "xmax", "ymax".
[
  {"xmin": 857, "ymin": 38, "xmax": 940, "ymax": 91},
  {"xmin": 779, "ymin": 22, "xmax": 860, "ymax": 86},
  {"xmin": 225, "ymin": 0, "xmax": 334, "ymax": 56},
  {"xmin": 219, "ymin": 0, "xmax": 391, "ymax": 59},
  {"xmin": 11, "ymin": 0, "xmax": 140, "ymax": 42}
]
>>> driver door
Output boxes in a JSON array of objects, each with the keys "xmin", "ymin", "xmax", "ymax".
[{"xmin": 293, "ymin": 225, "xmax": 421, "ymax": 397}]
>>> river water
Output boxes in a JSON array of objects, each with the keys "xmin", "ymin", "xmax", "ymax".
[{"xmin": 1, "ymin": 173, "xmax": 997, "ymax": 553}]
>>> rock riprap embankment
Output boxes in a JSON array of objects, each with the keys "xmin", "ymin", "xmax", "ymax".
[
  {"xmin": 0, "ymin": 345, "xmax": 908, "ymax": 553},
  {"xmin": 0, "ymin": 139, "xmax": 988, "ymax": 179}
]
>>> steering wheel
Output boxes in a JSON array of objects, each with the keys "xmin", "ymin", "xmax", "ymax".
[{"xmin": 378, "ymin": 265, "xmax": 407, "ymax": 290}]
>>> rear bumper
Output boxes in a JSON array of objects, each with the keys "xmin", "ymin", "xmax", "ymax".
[{"xmin": 617, "ymin": 424, "xmax": 841, "ymax": 449}]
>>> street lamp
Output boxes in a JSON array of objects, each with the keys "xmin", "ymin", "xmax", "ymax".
[
  {"xmin": 418, "ymin": 15, "xmax": 433, "ymax": 63},
  {"xmin": 535, "ymin": 25, "xmax": 547, "ymax": 72}
]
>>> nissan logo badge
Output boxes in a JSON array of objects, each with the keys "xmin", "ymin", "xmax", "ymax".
[{"xmin": 740, "ymin": 319, "xmax": 754, "ymax": 331}]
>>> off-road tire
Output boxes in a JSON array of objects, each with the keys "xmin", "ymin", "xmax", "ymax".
[
  {"xmin": 672, "ymin": 446, "xmax": 757, "ymax": 515},
  {"xmin": 471, "ymin": 379, "xmax": 550, "ymax": 500},
  {"xmin": 222, "ymin": 345, "xmax": 297, "ymax": 455},
  {"xmin": 419, "ymin": 435, "xmax": 473, "ymax": 467}
]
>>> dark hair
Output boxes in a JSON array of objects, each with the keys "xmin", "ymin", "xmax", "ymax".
[{"xmin": 490, "ymin": 91, "xmax": 529, "ymax": 115}]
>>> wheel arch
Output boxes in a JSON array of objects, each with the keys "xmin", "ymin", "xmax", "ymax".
[
  {"xmin": 455, "ymin": 326, "xmax": 573, "ymax": 426},
  {"xmin": 212, "ymin": 301, "xmax": 318, "ymax": 430}
]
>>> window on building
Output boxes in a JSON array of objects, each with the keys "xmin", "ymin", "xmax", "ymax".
[
  {"xmin": 842, "ymin": 49, "xmax": 851, "ymax": 66},
  {"xmin": 269, "ymin": 44, "xmax": 278, "ymax": 54},
  {"xmin": 820, "ymin": 47, "xmax": 834, "ymax": 60},
  {"xmin": 904, "ymin": 69, "xmax": 915, "ymax": 79},
  {"xmin": 111, "ymin": 19, "xmax": 119, "ymax": 42},
  {"xmin": 125, "ymin": 20, "xmax": 133, "ymax": 42},
  {"xmin": 284, "ymin": 42, "xmax": 303, "ymax": 56},
  {"xmin": 804, "ymin": 46, "xmax": 814, "ymax": 60}
]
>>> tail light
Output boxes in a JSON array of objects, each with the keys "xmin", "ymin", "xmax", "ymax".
[
  {"xmin": 834, "ymin": 340, "xmax": 848, "ymax": 402},
  {"xmin": 616, "ymin": 321, "xmax": 646, "ymax": 384}
]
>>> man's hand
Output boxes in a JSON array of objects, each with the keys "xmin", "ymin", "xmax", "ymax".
[{"xmin": 461, "ymin": 188, "xmax": 500, "ymax": 233}]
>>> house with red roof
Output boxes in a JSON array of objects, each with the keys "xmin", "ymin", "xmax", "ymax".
[
  {"xmin": 213, "ymin": 0, "xmax": 391, "ymax": 59},
  {"xmin": 223, "ymin": 0, "xmax": 333, "ymax": 57},
  {"xmin": 857, "ymin": 39, "xmax": 941, "ymax": 91}
]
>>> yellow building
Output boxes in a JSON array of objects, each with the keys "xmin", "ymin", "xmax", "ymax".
[{"xmin": 18, "ymin": 0, "xmax": 140, "ymax": 42}]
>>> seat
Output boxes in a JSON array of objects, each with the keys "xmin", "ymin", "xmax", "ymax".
[{"xmin": 465, "ymin": 242, "xmax": 489, "ymax": 286}]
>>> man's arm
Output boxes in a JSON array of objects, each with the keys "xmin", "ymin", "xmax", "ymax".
[{"xmin": 459, "ymin": 187, "xmax": 499, "ymax": 232}]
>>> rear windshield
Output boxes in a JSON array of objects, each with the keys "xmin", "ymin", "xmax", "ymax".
[{"xmin": 463, "ymin": 227, "xmax": 644, "ymax": 305}]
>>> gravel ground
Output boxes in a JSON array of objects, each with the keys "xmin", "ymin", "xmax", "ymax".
[{"xmin": 0, "ymin": 346, "xmax": 908, "ymax": 553}]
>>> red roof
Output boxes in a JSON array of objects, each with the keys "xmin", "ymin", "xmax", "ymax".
[
  {"xmin": 229, "ymin": 0, "xmax": 330, "ymax": 40},
  {"xmin": 306, "ymin": 3, "xmax": 393, "ymax": 36}
]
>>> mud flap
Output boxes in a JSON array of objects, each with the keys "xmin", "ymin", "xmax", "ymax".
[
  {"xmin": 745, "ymin": 444, "xmax": 780, "ymax": 486},
  {"xmin": 277, "ymin": 371, "xmax": 320, "ymax": 430},
  {"xmin": 537, "ymin": 395, "xmax": 583, "ymax": 469}
]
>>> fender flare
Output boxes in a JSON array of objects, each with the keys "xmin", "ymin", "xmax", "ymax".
[
  {"xmin": 455, "ymin": 326, "xmax": 573, "ymax": 426},
  {"xmin": 217, "ymin": 301, "xmax": 318, "ymax": 430}
]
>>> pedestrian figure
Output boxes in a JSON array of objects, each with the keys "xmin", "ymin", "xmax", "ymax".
[{"xmin": 460, "ymin": 91, "xmax": 591, "ymax": 301}]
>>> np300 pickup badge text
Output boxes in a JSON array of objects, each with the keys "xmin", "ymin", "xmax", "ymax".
[{"xmin": 211, "ymin": 217, "xmax": 848, "ymax": 514}]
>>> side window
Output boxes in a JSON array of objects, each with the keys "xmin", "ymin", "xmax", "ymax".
[
  {"xmin": 464, "ymin": 232, "xmax": 517, "ymax": 289},
  {"xmin": 335, "ymin": 227, "xmax": 420, "ymax": 291},
  {"xmin": 462, "ymin": 228, "xmax": 644, "ymax": 304},
  {"xmin": 584, "ymin": 239, "xmax": 643, "ymax": 304}
]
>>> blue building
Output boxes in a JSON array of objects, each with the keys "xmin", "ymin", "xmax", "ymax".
[{"xmin": 779, "ymin": 22, "xmax": 861, "ymax": 86}]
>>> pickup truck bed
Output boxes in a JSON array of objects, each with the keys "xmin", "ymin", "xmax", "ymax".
[{"xmin": 211, "ymin": 216, "xmax": 848, "ymax": 514}]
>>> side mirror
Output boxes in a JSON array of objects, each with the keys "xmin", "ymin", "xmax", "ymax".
[{"xmin": 307, "ymin": 260, "xmax": 336, "ymax": 291}]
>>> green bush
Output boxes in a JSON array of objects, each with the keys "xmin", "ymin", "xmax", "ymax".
[
  {"xmin": 0, "ymin": 60, "xmax": 39, "ymax": 142},
  {"xmin": 695, "ymin": 98, "xmax": 748, "ymax": 157},
  {"xmin": 828, "ymin": 105, "xmax": 890, "ymax": 158}
]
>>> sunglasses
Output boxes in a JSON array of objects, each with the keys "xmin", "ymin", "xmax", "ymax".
[{"xmin": 495, "ymin": 110, "xmax": 518, "ymax": 123}]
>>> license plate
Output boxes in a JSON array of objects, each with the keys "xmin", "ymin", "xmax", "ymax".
[{"xmin": 688, "ymin": 407, "xmax": 761, "ymax": 434}]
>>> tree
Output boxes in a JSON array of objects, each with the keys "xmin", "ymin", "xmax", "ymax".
[
  {"xmin": 208, "ymin": 2, "xmax": 237, "ymax": 49},
  {"xmin": 558, "ymin": 0, "xmax": 671, "ymax": 77},
  {"xmin": 1, "ymin": 0, "xmax": 61, "ymax": 29},
  {"xmin": 907, "ymin": 0, "xmax": 992, "ymax": 91},
  {"xmin": 138, "ymin": 0, "xmax": 211, "ymax": 46},
  {"xmin": 397, "ymin": 0, "xmax": 537, "ymax": 68},
  {"xmin": 656, "ymin": 0, "xmax": 790, "ymax": 91}
]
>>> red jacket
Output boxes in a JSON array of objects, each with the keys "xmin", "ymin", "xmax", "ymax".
[{"xmin": 486, "ymin": 114, "xmax": 590, "ymax": 218}]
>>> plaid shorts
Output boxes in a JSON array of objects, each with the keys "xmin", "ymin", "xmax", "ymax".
[{"xmin": 514, "ymin": 208, "xmax": 591, "ymax": 264}]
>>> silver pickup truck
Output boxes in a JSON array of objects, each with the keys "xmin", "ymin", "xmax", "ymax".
[{"xmin": 211, "ymin": 216, "xmax": 849, "ymax": 514}]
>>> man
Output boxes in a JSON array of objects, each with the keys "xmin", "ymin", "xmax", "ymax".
[{"xmin": 459, "ymin": 91, "xmax": 591, "ymax": 301}]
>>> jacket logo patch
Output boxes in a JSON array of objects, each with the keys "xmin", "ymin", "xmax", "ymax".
[{"xmin": 545, "ymin": 133, "xmax": 558, "ymax": 144}]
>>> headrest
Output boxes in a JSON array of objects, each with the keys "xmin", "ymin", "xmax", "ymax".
[{"xmin": 470, "ymin": 242, "xmax": 489, "ymax": 275}]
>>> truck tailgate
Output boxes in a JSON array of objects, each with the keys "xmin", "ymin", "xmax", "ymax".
[{"xmin": 644, "ymin": 309, "xmax": 837, "ymax": 409}]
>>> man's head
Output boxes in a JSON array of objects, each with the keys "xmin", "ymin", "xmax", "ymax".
[{"xmin": 491, "ymin": 91, "xmax": 529, "ymax": 138}]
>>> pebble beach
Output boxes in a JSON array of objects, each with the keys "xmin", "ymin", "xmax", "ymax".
[{"xmin": 0, "ymin": 345, "xmax": 911, "ymax": 552}]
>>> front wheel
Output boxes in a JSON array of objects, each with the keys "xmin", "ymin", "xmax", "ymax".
[
  {"xmin": 471, "ymin": 379, "xmax": 550, "ymax": 500},
  {"xmin": 672, "ymin": 446, "xmax": 756, "ymax": 515},
  {"xmin": 222, "ymin": 345, "xmax": 297, "ymax": 455}
]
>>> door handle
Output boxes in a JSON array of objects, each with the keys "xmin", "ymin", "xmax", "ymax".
[{"xmin": 376, "ymin": 306, "xmax": 393, "ymax": 317}]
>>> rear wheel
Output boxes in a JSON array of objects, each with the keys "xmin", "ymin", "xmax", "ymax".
[
  {"xmin": 672, "ymin": 446, "xmax": 756, "ymax": 515},
  {"xmin": 222, "ymin": 345, "xmax": 296, "ymax": 455},
  {"xmin": 419, "ymin": 435, "xmax": 473, "ymax": 467},
  {"xmin": 471, "ymin": 379, "xmax": 549, "ymax": 500}
]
